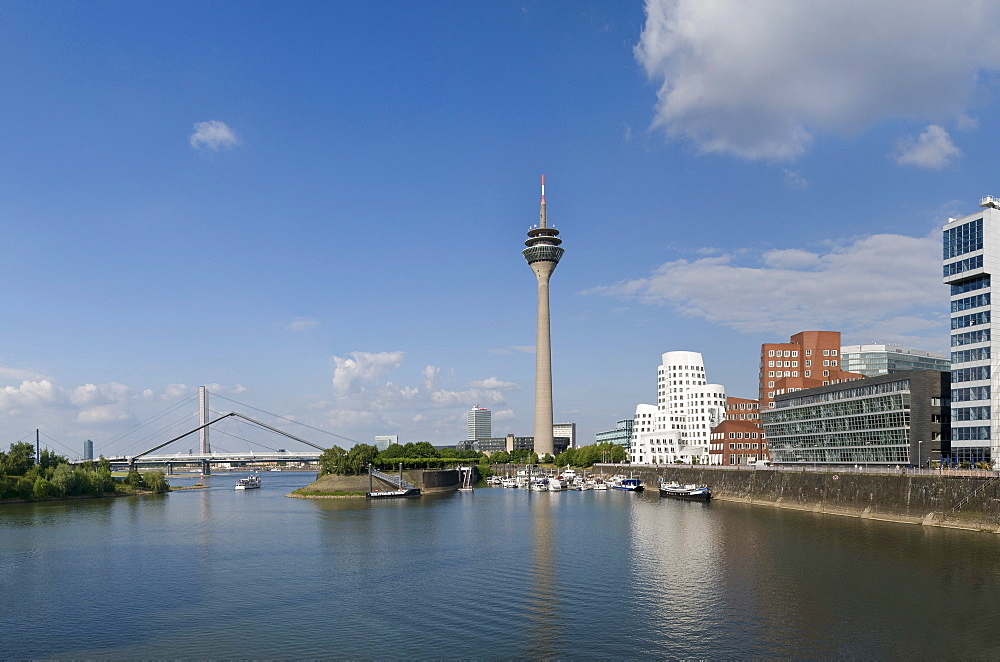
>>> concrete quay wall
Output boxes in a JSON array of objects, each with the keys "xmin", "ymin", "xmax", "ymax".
[{"xmin": 617, "ymin": 466, "xmax": 1000, "ymax": 532}]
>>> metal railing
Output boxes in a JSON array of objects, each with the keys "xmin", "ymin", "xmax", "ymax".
[{"xmin": 370, "ymin": 467, "xmax": 417, "ymax": 490}]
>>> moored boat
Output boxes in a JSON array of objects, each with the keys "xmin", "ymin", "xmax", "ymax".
[
  {"xmin": 610, "ymin": 477, "xmax": 644, "ymax": 492},
  {"xmin": 366, "ymin": 487, "xmax": 421, "ymax": 499},
  {"xmin": 658, "ymin": 481, "xmax": 711, "ymax": 501},
  {"xmin": 235, "ymin": 475, "xmax": 261, "ymax": 490}
]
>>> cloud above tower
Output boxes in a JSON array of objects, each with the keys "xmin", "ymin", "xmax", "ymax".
[{"xmin": 634, "ymin": 0, "xmax": 1000, "ymax": 161}]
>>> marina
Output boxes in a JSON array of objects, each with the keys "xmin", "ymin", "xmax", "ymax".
[{"xmin": 2, "ymin": 471, "xmax": 999, "ymax": 659}]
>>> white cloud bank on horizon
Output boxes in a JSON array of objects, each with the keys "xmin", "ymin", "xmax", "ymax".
[
  {"xmin": 585, "ymin": 230, "xmax": 947, "ymax": 347},
  {"xmin": 634, "ymin": 0, "xmax": 1000, "ymax": 160},
  {"xmin": 189, "ymin": 120, "xmax": 241, "ymax": 151},
  {"xmin": 328, "ymin": 351, "xmax": 519, "ymax": 441}
]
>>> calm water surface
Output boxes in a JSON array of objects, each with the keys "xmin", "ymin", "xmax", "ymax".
[{"xmin": 2, "ymin": 471, "xmax": 999, "ymax": 659}]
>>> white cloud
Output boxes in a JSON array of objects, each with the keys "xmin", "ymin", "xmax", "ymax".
[
  {"xmin": 332, "ymin": 351, "xmax": 405, "ymax": 395},
  {"xmin": 783, "ymin": 169, "xmax": 808, "ymax": 190},
  {"xmin": 634, "ymin": 0, "xmax": 1000, "ymax": 160},
  {"xmin": 585, "ymin": 230, "xmax": 945, "ymax": 343},
  {"xmin": 761, "ymin": 248, "xmax": 820, "ymax": 270},
  {"xmin": 189, "ymin": 120, "xmax": 241, "ymax": 151},
  {"xmin": 327, "ymin": 351, "xmax": 520, "ymax": 440},
  {"xmin": 286, "ymin": 317, "xmax": 319, "ymax": 332},
  {"xmin": 893, "ymin": 125, "xmax": 961, "ymax": 169}
]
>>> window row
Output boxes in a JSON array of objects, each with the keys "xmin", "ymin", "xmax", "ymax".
[
  {"xmin": 951, "ymin": 311, "xmax": 990, "ymax": 330},
  {"xmin": 952, "ymin": 426, "xmax": 991, "ymax": 441},
  {"xmin": 953, "ymin": 406, "xmax": 991, "ymax": 421},
  {"xmin": 767, "ymin": 350, "xmax": 798, "ymax": 357},
  {"xmin": 952, "ymin": 329, "xmax": 991, "ymax": 346},
  {"xmin": 952, "ymin": 385, "xmax": 990, "ymax": 402},
  {"xmin": 952, "ymin": 292, "xmax": 990, "ymax": 313},
  {"xmin": 944, "ymin": 255, "xmax": 984, "ymax": 277},
  {"xmin": 951, "ymin": 274, "xmax": 991, "ymax": 296},
  {"xmin": 952, "ymin": 366, "xmax": 991, "ymax": 383},
  {"xmin": 952, "ymin": 347, "xmax": 991, "ymax": 364}
]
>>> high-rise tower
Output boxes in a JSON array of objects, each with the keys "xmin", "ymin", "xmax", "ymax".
[{"xmin": 523, "ymin": 175, "xmax": 564, "ymax": 458}]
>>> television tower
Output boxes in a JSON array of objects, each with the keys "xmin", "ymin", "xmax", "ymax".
[{"xmin": 523, "ymin": 175, "xmax": 564, "ymax": 458}]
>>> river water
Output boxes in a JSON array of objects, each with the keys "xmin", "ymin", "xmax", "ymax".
[{"xmin": 2, "ymin": 471, "xmax": 999, "ymax": 659}]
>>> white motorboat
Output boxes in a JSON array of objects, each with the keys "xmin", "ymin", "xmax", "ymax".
[
  {"xmin": 235, "ymin": 475, "xmax": 261, "ymax": 490},
  {"xmin": 659, "ymin": 481, "xmax": 711, "ymax": 501}
]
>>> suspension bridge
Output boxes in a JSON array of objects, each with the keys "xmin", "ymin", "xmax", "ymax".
[{"xmin": 53, "ymin": 387, "xmax": 355, "ymax": 474}]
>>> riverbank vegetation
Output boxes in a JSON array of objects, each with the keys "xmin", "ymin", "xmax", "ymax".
[
  {"xmin": 0, "ymin": 442, "xmax": 169, "ymax": 501},
  {"xmin": 318, "ymin": 442, "xmax": 486, "ymax": 476}
]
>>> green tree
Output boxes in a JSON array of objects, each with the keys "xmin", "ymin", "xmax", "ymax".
[
  {"xmin": 125, "ymin": 468, "xmax": 145, "ymax": 489},
  {"xmin": 50, "ymin": 463, "xmax": 77, "ymax": 497},
  {"xmin": 555, "ymin": 448, "xmax": 577, "ymax": 467},
  {"xmin": 144, "ymin": 471, "xmax": 169, "ymax": 493},
  {"xmin": 404, "ymin": 441, "xmax": 440, "ymax": 458},
  {"xmin": 32, "ymin": 476, "xmax": 51, "ymax": 499},
  {"xmin": 541, "ymin": 453, "xmax": 554, "ymax": 464},
  {"xmin": 38, "ymin": 449, "xmax": 66, "ymax": 472},
  {"xmin": 490, "ymin": 450, "xmax": 510, "ymax": 464},
  {"xmin": 380, "ymin": 443, "xmax": 407, "ymax": 459},
  {"xmin": 345, "ymin": 444, "xmax": 379, "ymax": 475},
  {"xmin": 3, "ymin": 442, "xmax": 37, "ymax": 476},
  {"xmin": 319, "ymin": 446, "xmax": 348, "ymax": 476},
  {"xmin": 97, "ymin": 455, "xmax": 112, "ymax": 473},
  {"xmin": 15, "ymin": 476, "xmax": 34, "ymax": 499}
]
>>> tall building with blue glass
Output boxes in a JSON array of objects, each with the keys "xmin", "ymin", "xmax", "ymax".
[{"xmin": 943, "ymin": 198, "xmax": 999, "ymax": 465}]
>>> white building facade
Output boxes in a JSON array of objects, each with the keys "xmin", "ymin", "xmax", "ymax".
[
  {"xmin": 467, "ymin": 406, "xmax": 492, "ymax": 441},
  {"xmin": 630, "ymin": 351, "xmax": 726, "ymax": 465},
  {"xmin": 943, "ymin": 199, "xmax": 1000, "ymax": 465}
]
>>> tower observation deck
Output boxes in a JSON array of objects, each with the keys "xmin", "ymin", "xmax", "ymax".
[{"xmin": 523, "ymin": 175, "xmax": 563, "ymax": 458}]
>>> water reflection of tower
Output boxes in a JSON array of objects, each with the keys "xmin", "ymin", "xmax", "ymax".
[
  {"xmin": 523, "ymin": 176, "xmax": 564, "ymax": 458},
  {"xmin": 526, "ymin": 494, "xmax": 558, "ymax": 657}
]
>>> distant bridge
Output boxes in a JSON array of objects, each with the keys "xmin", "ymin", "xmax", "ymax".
[{"xmin": 95, "ymin": 411, "xmax": 328, "ymax": 475}]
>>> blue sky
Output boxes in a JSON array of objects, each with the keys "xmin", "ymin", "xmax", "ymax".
[{"xmin": 3, "ymin": 0, "xmax": 1000, "ymax": 457}]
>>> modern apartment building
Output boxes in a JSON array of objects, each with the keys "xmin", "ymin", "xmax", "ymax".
[
  {"xmin": 762, "ymin": 370, "xmax": 950, "ymax": 466},
  {"xmin": 943, "ymin": 198, "xmax": 1000, "ymax": 465},
  {"xmin": 467, "ymin": 406, "xmax": 491, "ymax": 441},
  {"xmin": 840, "ymin": 344, "xmax": 949, "ymax": 377},
  {"xmin": 630, "ymin": 351, "xmax": 726, "ymax": 464},
  {"xmin": 759, "ymin": 330, "xmax": 865, "ymax": 411}
]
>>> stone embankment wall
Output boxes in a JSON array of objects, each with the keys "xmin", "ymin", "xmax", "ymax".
[
  {"xmin": 410, "ymin": 469, "xmax": 460, "ymax": 494},
  {"xmin": 618, "ymin": 466, "xmax": 1000, "ymax": 532}
]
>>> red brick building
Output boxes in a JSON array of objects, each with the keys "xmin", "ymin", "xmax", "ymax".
[
  {"xmin": 711, "ymin": 397, "xmax": 768, "ymax": 465},
  {"xmin": 759, "ymin": 331, "xmax": 865, "ymax": 411}
]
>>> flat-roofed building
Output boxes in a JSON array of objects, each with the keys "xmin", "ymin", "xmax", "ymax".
[
  {"xmin": 596, "ymin": 418, "xmax": 633, "ymax": 452},
  {"xmin": 840, "ymin": 344, "xmax": 949, "ymax": 377},
  {"xmin": 760, "ymin": 331, "xmax": 865, "ymax": 411},
  {"xmin": 762, "ymin": 370, "xmax": 950, "ymax": 467}
]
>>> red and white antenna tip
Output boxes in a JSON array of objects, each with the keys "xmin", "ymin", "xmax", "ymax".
[{"xmin": 540, "ymin": 174, "xmax": 546, "ymax": 202}]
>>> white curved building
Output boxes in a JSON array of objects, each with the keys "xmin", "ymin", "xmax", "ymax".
[{"xmin": 630, "ymin": 351, "xmax": 726, "ymax": 465}]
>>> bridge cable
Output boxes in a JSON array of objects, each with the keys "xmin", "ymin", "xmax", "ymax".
[
  {"xmin": 208, "ymin": 392, "xmax": 360, "ymax": 445},
  {"xmin": 38, "ymin": 431, "xmax": 79, "ymax": 458},
  {"xmin": 95, "ymin": 393, "xmax": 198, "ymax": 454}
]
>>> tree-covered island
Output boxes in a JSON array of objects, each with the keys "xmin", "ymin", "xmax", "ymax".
[{"xmin": 0, "ymin": 442, "xmax": 169, "ymax": 502}]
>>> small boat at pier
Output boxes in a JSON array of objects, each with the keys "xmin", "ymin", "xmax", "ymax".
[
  {"xmin": 610, "ymin": 476, "xmax": 644, "ymax": 492},
  {"xmin": 366, "ymin": 487, "xmax": 421, "ymax": 499},
  {"xmin": 658, "ymin": 481, "xmax": 711, "ymax": 501},
  {"xmin": 235, "ymin": 475, "xmax": 261, "ymax": 490}
]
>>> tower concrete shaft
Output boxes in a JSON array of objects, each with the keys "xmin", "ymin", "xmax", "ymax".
[{"xmin": 523, "ymin": 175, "xmax": 564, "ymax": 458}]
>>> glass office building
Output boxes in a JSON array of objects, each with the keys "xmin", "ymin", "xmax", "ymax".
[
  {"xmin": 943, "ymin": 200, "xmax": 1000, "ymax": 464},
  {"xmin": 762, "ymin": 371, "xmax": 949, "ymax": 466},
  {"xmin": 840, "ymin": 344, "xmax": 949, "ymax": 377}
]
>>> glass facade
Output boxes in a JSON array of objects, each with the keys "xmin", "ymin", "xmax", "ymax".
[
  {"xmin": 951, "ymin": 347, "xmax": 990, "ymax": 364},
  {"xmin": 951, "ymin": 329, "xmax": 990, "ymax": 346},
  {"xmin": 943, "ymin": 218, "xmax": 983, "ymax": 259},
  {"xmin": 951, "ymin": 274, "xmax": 990, "ymax": 295},
  {"xmin": 763, "ymin": 380, "xmax": 913, "ymax": 465},
  {"xmin": 840, "ymin": 345, "xmax": 949, "ymax": 377},
  {"xmin": 951, "ymin": 293, "xmax": 990, "ymax": 312}
]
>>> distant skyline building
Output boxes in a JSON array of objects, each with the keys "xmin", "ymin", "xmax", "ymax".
[
  {"xmin": 83, "ymin": 439, "xmax": 93, "ymax": 461},
  {"xmin": 374, "ymin": 435, "xmax": 398, "ymax": 451},
  {"xmin": 467, "ymin": 406, "xmax": 491, "ymax": 441},
  {"xmin": 552, "ymin": 423, "xmax": 576, "ymax": 448},
  {"xmin": 523, "ymin": 175, "xmax": 564, "ymax": 458},
  {"xmin": 943, "ymin": 197, "xmax": 1000, "ymax": 465},
  {"xmin": 840, "ymin": 344, "xmax": 949, "ymax": 377}
]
